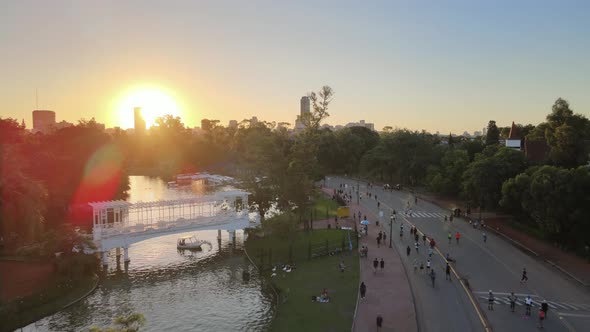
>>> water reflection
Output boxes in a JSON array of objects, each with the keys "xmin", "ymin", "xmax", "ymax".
[{"xmin": 24, "ymin": 176, "xmax": 274, "ymax": 332}]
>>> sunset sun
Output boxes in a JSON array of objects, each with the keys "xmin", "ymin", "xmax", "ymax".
[{"xmin": 116, "ymin": 86, "xmax": 182, "ymax": 128}]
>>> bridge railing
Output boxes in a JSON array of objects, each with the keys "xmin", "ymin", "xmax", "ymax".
[{"xmin": 93, "ymin": 209, "xmax": 249, "ymax": 240}]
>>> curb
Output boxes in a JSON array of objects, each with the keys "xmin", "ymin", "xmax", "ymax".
[{"xmin": 61, "ymin": 273, "xmax": 99, "ymax": 310}]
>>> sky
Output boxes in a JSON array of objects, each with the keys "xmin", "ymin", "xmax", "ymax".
[{"xmin": 1, "ymin": 0, "xmax": 589, "ymax": 134}]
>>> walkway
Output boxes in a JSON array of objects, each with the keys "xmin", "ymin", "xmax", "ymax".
[{"xmin": 321, "ymin": 186, "xmax": 418, "ymax": 332}]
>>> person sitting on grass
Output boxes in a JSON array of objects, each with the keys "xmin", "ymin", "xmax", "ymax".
[{"xmin": 339, "ymin": 260, "xmax": 346, "ymax": 272}]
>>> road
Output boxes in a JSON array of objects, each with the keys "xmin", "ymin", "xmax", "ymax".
[{"xmin": 326, "ymin": 176, "xmax": 590, "ymax": 332}]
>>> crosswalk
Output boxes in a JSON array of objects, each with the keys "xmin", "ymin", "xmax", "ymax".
[
  {"xmin": 405, "ymin": 211, "xmax": 447, "ymax": 219},
  {"xmin": 473, "ymin": 291, "xmax": 590, "ymax": 311}
]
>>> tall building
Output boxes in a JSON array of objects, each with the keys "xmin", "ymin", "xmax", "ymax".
[
  {"xmin": 228, "ymin": 120, "xmax": 238, "ymax": 128},
  {"xmin": 295, "ymin": 96, "xmax": 311, "ymax": 131},
  {"xmin": 134, "ymin": 107, "xmax": 146, "ymax": 134},
  {"xmin": 32, "ymin": 110, "xmax": 56, "ymax": 134},
  {"xmin": 300, "ymin": 96, "xmax": 310, "ymax": 117}
]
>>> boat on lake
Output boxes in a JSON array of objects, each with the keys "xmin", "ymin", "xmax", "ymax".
[{"xmin": 177, "ymin": 235, "xmax": 211, "ymax": 250}]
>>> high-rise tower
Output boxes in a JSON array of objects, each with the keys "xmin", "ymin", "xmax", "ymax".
[{"xmin": 134, "ymin": 107, "xmax": 146, "ymax": 134}]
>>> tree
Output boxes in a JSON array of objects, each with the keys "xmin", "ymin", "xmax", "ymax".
[
  {"xmin": 0, "ymin": 146, "xmax": 47, "ymax": 243},
  {"xmin": 236, "ymin": 126, "xmax": 284, "ymax": 224},
  {"xmin": 485, "ymin": 120, "xmax": 500, "ymax": 146},
  {"xmin": 462, "ymin": 147, "xmax": 526, "ymax": 210},
  {"xmin": 428, "ymin": 149, "xmax": 469, "ymax": 195},
  {"xmin": 334, "ymin": 127, "xmax": 379, "ymax": 175},
  {"xmin": 544, "ymin": 99, "xmax": 590, "ymax": 167},
  {"xmin": 304, "ymin": 85, "xmax": 334, "ymax": 131},
  {"xmin": 501, "ymin": 165, "xmax": 590, "ymax": 251}
]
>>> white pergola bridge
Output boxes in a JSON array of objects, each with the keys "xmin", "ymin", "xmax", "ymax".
[{"xmin": 90, "ymin": 189, "xmax": 250, "ymax": 265}]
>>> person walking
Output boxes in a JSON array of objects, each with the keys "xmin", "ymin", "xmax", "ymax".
[
  {"xmin": 445, "ymin": 263, "xmax": 451, "ymax": 281},
  {"xmin": 521, "ymin": 268, "xmax": 528, "ymax": 284},
  {"xmin": 406, "ymin": 245, "xmax": 411, "ymax": 257},
  {"xmin": 488, "ymin": 290, "xmax": 495, "ymax": 310},
  {"xmin": 419, "ymin": 262, "xmax": 424, "ymax": 274},
  {"xmin": 415, "ymin": 242, "xmax": 420, "ymax": 254},
  {"xmin": 380, "ymin": 258, "xmax": 385, "ymax": 272},
  {"xmin": 373, "ymin": 258, "xmax": 378, "ymax": 274},
  {"xmin": 359, "ymin": 282, "xmax": 366, "ymax": 300},
  {"xmin": 383, "ymin": 232, "xmax": 387, "ymax": 243},
  {"xmin": 414, "ymin": 232, "xmax": 419, "ymax": 243},
  {"xmin": 525, "ymin": 295, "xmax": 532, "ymax": 317},
  {"xmin": 455, "ymin": 231, "xmax": 461, "ymax": 244},
  {"xmin": 428, "ymin": 247, "xmax": 433, "ymax": 258},
  {"xmin": 376, "ymin": 315, "xmax": 383, "ymax": 332},
  {"xmin": 541, "ymin": 300, "xmax": 548, "ymax": 320},
  {"xmin": 482, "ymin": 232, "xmax": 487, "ymax": 243},
  {"xmin": 538, "ymin": 308, "xmax": 545, "ymax": 328},
  {"xmin": 508, "ymin": 292, "xmax": 517, "ymax": 312},
  {"xmin": 377, "ymin": 235, "xmax": 381, "ymax": 248},
  {"xmin": 413, "ymin": 259, "xmax": 418, "ymax": 273},
  {"xmin": 448, "ymin": 232, "xmax": 452, "ymax": 244},
  {"xmin": 422, "ymin": 234, "xmax": 427, "ymax": 246},
  {"xmin": 426, "ymin": 259, "xmax": 431, "ymax": 272}
]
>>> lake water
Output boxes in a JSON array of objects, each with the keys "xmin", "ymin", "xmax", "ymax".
[{"xmin": 23, "ymin": 176, "xmax": 275, "ymax": 332}]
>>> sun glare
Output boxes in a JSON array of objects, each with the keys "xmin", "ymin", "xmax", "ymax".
[{"xmin": 116, "ymin": 86, "xmax": 182, "ymax": 128}]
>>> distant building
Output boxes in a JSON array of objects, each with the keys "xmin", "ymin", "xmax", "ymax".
[
  {"xmin": 134, "ymin": 107, "xmax": 146, "ymax": 134},
  {"xmin": 505, "ymin": 122, "xmax": 522, "ymax": 150},
  {"xmin": 295, "ymin": 96, "xmax": 311, "ymax": 131},
  {"xmin": 473, "ymin": 131, "xmax": 482, "ymax": 137},
  {"xmin": 250, "ymin": 116, "xmax": 258, "ymax": 125},
  {"xmin": 32, "ymin": 110, "xmax": 56, "ymax": 134},
  {"xmin": 462, "ymin": 131, "xmax": 471, "ymax": 138},
  {"xmin": 228, "ymin": 120, "xmax": 238, "ymax": 128},
  {"xmin": 345, "ymin": 120, "xmax": 375, "ymax": 131}
]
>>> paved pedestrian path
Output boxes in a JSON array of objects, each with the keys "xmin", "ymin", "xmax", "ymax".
[{"xmin": 321, "ymin": 187, "xmax": 418, "ymax": 332}]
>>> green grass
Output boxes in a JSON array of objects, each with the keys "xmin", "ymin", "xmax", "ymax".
[
  {"xmin": 311, "ymin": 196, "xmax": 340, "ymax": 221},
  {"xmin": 246, "ymin": 229, "xmax": 355, "ymax": 269},
  {"xmin": 245, "ymin": 229, "xmax": 360, "ymax": 332},
  {"xmin": 270, "ymin": 252, "xmax": 359, "ymax": 332}
]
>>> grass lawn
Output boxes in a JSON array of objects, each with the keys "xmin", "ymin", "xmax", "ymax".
[
  {"xmin": 270, "ymin": 252, "xmax": 359, "ymax": 332},
  {"xmin": 245, "ymin": 229, "xmax": 360, "ymax": 332},
  {"xmin": 246, "ymin": 229, "xmax": 355, "ymax": 268},
  {"xmin": 311, "ymin": 195, "xmax": 340, "ymax": 221}
]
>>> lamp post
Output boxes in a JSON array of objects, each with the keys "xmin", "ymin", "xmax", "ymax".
[{"xmin": 389, "ymin": 214, "xmax": 394, "ymax": 248}]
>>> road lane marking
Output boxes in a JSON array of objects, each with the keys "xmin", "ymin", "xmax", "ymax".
[
  {"xmin": 558, "ymin": 312, "xmax": 590, "ymax": 318},
  {"xmin": 398, "ymin": 213, "xmax": 491, "ymax": 332}
]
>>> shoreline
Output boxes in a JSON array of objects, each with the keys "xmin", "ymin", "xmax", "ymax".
[{"xmin": 1, "ymin": 274, "xmax": 99, "ymax": 332}]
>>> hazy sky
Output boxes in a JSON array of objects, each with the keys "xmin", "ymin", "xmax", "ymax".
[{"xmin": 1, "ymin": 0, "xmax": 589, "ymax": 133}]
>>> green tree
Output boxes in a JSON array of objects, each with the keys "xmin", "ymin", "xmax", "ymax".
[
  {"xmin": 428, "ymin": 149, "xmax": 469, "ymax": 195},
  {"xmin": 502, "ymin": 166, "xmax": 590, "ymax": 250},
  {"xmin": 304, "ymin": 85, "xmax": 334, "ymax": 131},
  {"xmin": 462, "ymin": 147, "xmax": 526, "ymax": 210},
  {"xmin": 485, "ymin": 120, "xmax": 500, "ymax": 146}
]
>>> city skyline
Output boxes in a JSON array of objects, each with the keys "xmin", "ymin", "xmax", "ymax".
[{"xmin": 2, "ymin": 1, "xmax": 590, "ymax": 134}]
